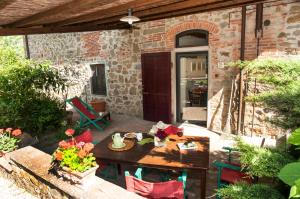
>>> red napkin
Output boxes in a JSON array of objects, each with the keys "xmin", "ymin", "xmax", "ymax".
[{"xmin": 164, "ymin": 125, "xmax": 183, "ymax": 135}]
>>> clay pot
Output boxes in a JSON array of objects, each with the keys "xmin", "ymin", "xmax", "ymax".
[{"xmin": 90, "ymin": 100, "xmax": 106, "ymax": 112}]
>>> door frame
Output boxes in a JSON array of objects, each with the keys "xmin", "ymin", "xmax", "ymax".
[
  {"xmin": 175, "ymin": 51, "xmax": 209, "ymax": 124},
  {"xmin": 171, "ymin": 46, "xmax": 210, "ymax": 127}
]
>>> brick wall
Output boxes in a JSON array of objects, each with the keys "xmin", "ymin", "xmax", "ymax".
[{"xmin": 28, "ymin": 0, "xmax": 300, "ymax": 136}]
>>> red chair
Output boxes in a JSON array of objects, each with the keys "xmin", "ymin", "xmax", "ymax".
[
  {"xmin": 125, "ymin": 168, "xmax": 187, "ymax": 199},
  {"xmin": 66, "ymin": 97, "xmax": 110, "ymax": 131}
]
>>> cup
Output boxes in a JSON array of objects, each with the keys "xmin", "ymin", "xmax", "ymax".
[{"xmin": 136, "ymin": 132, "xmax": 143, "ymax": 141}]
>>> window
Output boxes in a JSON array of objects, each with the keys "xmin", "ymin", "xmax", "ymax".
[
  {"xmin": 90, "ymin": 64, "xmax": 107, "ymax": 95},
  {"xmin": 176, "ymin": 29, "xmax": 208, "ymax": 48}
]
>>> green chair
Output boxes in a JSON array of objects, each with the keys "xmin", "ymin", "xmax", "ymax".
[
  {"xmin": 66, "ymin": 97, "xmax": 110, "ymax": 131},
  {"xmin": 213, "ymin": 147, "xmax": 252, "ymax": 199}
]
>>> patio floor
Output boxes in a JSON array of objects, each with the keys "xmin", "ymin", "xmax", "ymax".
[{"xmin": 76, "ymin": 113, "xmax": 231, "ymax": 199}]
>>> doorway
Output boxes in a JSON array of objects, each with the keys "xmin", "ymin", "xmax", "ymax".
[{"xmin": 176, "ymin": 52, "xmax": 208, "ymax": 126}]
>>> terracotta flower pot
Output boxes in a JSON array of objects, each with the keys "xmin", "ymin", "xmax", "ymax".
[{"xmin": 90, "ymin": 100, "xmax": 106, "ymax": 112}]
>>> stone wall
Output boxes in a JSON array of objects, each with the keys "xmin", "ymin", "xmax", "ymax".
[
  {"xmin": 0, "ymin": 146, "xmax": 142, "ymax": 199},
  {"xmin": 28, "ymin": 0, "xmax": 300, "ymax": 135}
]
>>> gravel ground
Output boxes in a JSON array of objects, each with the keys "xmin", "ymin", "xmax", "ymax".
[{"xmin": 0, "ymin": 177, "xmax": 38, "ymax": 199}]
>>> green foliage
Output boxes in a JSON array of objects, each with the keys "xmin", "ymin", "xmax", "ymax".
[
  {"xmin": 0, "ymin": 36, "xmax": 24, "ymax": 57},
  {"xmin": 232, "ymin": 58, "xmax": 300, "ymax": 129},
  {"xmin": 0, "ymin": 129, "xmax": 21, "ymax": 152},
  {"xmin": 235, "ymin": 138, "xmax": 294, "ymax": 178},
  {"xmin": 288, "ymin": 128, "xmax": 300, "ymax": 148},
  {"xmin": 58, "ymin": 147, "xmax": 96, "ymax": 172},
  {"xmin": 289, "ymin": 179, "xmax": 300, "ymax": 199},
  {"xmin": 54, "ymin": 122, "xmax": 84, "ymax": 142},
  {"xmin": 0, "ymin": 47, "xmax": 66, "ymax": 135},
  {"xmin": 278, "ymin": 162, "xmax": 300, "ymax": 186},
  {"xmin": 217, "ymin": 183, "xmax": 285, "ymax": 199}
]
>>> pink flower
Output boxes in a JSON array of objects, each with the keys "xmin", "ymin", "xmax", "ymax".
[
  {"xmin": 12, "ymin": 129, "xmax": 22, "ymax": 137},
  {"xmin": 58, "ymin": 140, "xmax": 70, "ymax": 149},
  {"xmin": 5, "ymin": 128, "xmax": 12, "ymax": 133},
  {"xmin": 83, "ymin": 143, "xmax": 94, "ymax": 153},
  {"xmin": 76, "ymin": 141, "xmax": 85, "ymax": 149},
  {"xmin": 65, "ymin": 129, "xmax": 75, "ymax": 136}
]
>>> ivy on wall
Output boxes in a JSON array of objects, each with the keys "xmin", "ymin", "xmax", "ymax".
[{"xmin": 232, "ymin": 58, "xmax": 300, "ymax": 129}]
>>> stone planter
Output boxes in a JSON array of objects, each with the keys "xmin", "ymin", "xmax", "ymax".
[
  {"xmin": 57, "ymin": 165, "xmax": 99, "ymax": 189},
  {"xmin": 90, "ymin": 100, "xmax": 106, "ymax": 112}
]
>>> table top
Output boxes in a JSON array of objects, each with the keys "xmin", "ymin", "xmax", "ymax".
[{"xmin": 92, "ymin": 133, "xmax": 210, "ymax": 170}]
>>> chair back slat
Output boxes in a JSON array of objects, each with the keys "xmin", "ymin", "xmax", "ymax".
[
  {"xmin": 71, "ymin": 97, "xmax": 97, "ymax": 119},
  {"xmin": 125, "ymin": 175, "xmax": 184, "ymax": 199}
]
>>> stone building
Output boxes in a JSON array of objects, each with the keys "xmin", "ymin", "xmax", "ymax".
[{"xmin": 27, "ymin": 0, "xmax": 300, "ymax": 136}]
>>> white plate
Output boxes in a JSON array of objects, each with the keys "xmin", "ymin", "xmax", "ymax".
[{"xmin": 112, "ymin": 143, "xmax": 126, "ymax": 149}]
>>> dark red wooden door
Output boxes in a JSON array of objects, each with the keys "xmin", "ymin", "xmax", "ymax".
[{"xmin": 141, "ymin": 52, "xmax": 171, "ymax": 123}]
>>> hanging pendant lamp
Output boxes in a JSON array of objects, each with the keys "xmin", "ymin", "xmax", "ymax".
[{"xmin": 120, "ymin": 8, "xmax": 140, "ymax": 25}]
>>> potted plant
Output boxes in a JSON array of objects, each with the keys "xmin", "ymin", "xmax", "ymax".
[
  {"xmin": 0, "ymin": 128, "xmax": 23, "ymax": 156},
  {"xmin": 50, "ymin": 129, "xmax": 98, "ymax": 186},
  {"xmin": 154, "ymin": 129, "xmax": 169, "ymax": 147}
]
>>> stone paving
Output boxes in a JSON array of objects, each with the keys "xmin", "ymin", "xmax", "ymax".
[
  {"xmin": 84, "ymin": 113, "xmax": 232, "ymax": 199},
  {"xmin": 6, "ymin": 113, "xmax": 231, "ymax": 199}
]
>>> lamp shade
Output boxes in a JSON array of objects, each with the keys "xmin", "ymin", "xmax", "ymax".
[{"xmin": 120, "ymin": 8, "xmax": 140, "ymax": 25}]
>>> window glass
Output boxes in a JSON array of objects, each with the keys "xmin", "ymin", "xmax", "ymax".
[
  {"xmin": 90, "ymin": 64, "xmax": 107, "ymax": 95},
  {"xmin": 176, "ymin": 30, "xmax": 208, "ymax": 48}
]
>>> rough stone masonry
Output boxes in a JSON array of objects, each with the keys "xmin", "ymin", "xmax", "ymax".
[{"xmin": 28, "ymin": 0, "xmax": 300, "ymax": 136}]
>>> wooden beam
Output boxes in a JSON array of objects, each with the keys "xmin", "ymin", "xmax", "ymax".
[
  {"xmin": 0, "ymin": 24, "xmax": 130, "ymax": 36},
  {"xmin": 0, "ymin": 0, "xmax": 17, "ymax": 10},
  {"xmin": 70, "ymin": 0, "xmax": 265, "ymax": 27},
  {"xmin": 44, "ymin": 0, "xmax": 185, "ymax": 27},
  {"xmin": 135, "ymin": 0, "xmax": 267, "ymax": 23},
  {"xmin": 5, "ymin": 0, "xmax": 116, "ymax": 28}
]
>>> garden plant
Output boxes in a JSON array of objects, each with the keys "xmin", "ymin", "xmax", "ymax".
[
  {"xmin": 51, "ymin": 129, "xmax": 97, "ymax": 173},
  {"xmin": 0, "ymin": 47, "xmax": 66, "ymax": 135},
  {"xmin": 217, "ymin": 58, "xmax": 300, "ymax": 199}
]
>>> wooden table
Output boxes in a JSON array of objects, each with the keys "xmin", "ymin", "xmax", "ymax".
[{"xmin": 93, "ymin": 133, "xmax": 210, "ymax": 199}]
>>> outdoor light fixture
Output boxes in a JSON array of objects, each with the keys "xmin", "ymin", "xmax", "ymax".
[{"xmin": 120, "ymin": 8, "xmax": 140, "ymax": 25}]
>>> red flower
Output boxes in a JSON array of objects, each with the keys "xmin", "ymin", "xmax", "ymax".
[
  {"xmin": 155, "ymin": 129, "xmax": 168, "ymax": 140},
  {"xmin": 77, "ymin": 149, "xmax": 87, "ymax": 158},
  {"xmin": 55, "ymin": 151, "xmax": 63, "ymax": 161},
  {"xmin": 12, "ymin": 129, "xmax": 22, "ymax": 137},
  {"xmin": 58, "ymin": 140, "xmax": 70, "ymax": 149},
  {"xmin": 65, "ymin": 129, "xmax": 75, "ymax": 137},
  {"xmin": 83, "ymin": 143, "xmax": 94, "ymax": 153}
]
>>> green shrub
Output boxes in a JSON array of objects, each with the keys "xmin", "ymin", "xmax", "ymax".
[
  {"xmin": 231, "ymin": 58, "xmax": 300, "ymax": 129},
  {"xmin": 217, "ymin": 183, "xmax": 285, "ymax": 199},
  {"xmin": 236, "ymin": 138, "xmax": 294, "ymax": 178},
  {"xmin": 0, "ymin": 47, "xmax": 65, "ymax": 135}
]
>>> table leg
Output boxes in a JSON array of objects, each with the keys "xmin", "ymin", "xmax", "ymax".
[
  {"xmin": 117, "ymin": 163, "xmax": 122, "ymax": 175},
  {"xmin": 200, "ymin": 169, "xmax": 207, "ymax": 199}
]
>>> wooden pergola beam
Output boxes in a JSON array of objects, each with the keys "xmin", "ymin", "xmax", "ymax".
[
  {"xmin": 69, "ymin": 0, "xmax": 264, "ymax": 27},
  {"xmin": 136, "ymin": 0, "xmax": 266, "ymax": 23},
  {"xmin": 5, "ymin": 0, "xmax": 115, "ymax": 28},
  {"xmin": 44, "ymin": 0, "xmax": 187, "ymax": 27},
  {"xmin": 0, "ymin": 23, "xmax": 130, "ymax": 36},
  {"xmin": 0, "ymin": 0, "xmax": 17, "ymax": 10}
]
